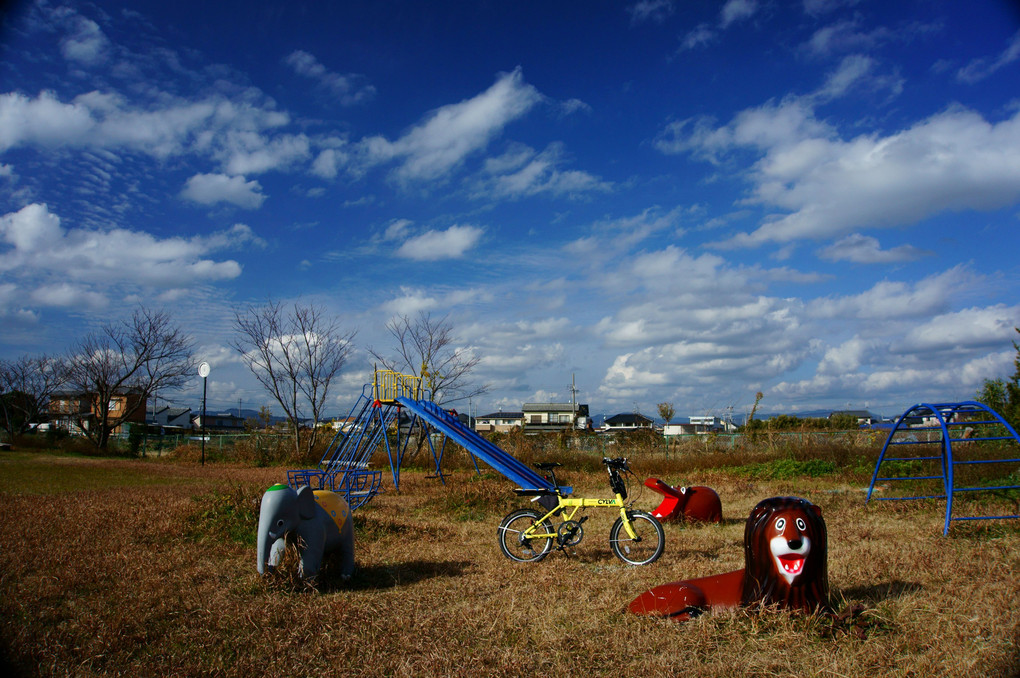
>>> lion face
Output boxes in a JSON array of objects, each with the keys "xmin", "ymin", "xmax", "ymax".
[
  {"xmin": 741, "ymin": 496, "xmax": 829, "ymax": 613},
  {"xmin": 767, "ymin": 510, "xmax": 812, "ymax": 585}
]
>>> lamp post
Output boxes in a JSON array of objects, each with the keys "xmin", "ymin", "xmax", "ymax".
[{"xmin": 198, "ymin": 361, "xmax": 210, "ymax": 466}]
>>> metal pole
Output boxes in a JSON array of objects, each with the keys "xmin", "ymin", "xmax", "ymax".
[{"xmin": 201, "ymin": 376, "xmax": 207, "ymax": 466}]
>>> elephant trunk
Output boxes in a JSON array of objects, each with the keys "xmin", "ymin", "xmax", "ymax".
[
  {"xmin": 256, "ymin": 519, "xmax": 273, "ymax": 575},
  {"xmin": 257, "ymin": 484, "xmax": 291, "ymax": 575}
]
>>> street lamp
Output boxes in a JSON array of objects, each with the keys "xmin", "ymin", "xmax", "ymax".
[{"xmin": 198, "ymin": 361, "xmax": 210, "ymax": 466}]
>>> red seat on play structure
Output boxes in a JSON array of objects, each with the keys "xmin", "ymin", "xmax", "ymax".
[{"xmin": 644, "ymin": 478, "xmax": 722, "ymax": 523}]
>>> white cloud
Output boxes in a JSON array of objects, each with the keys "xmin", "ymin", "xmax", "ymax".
[
  {"xmin": 478, "ymin": 342, "xmax": 566, "ymax": 376},
  {"xmin": 394, "ymin": 224, "xmax": 483, "ymax": 260},
  {"xmin": 815, "ymin": 54, "xmax": 875, "ymax": 99},
  {"xmin": 808, "ymin": 266, "xmax": 974, "ymax": 321},
  {"xmin": 817, "ymin": 233, "xmax": 930, "ymax": 263},
  {"xmin": 0, "ymin": 204, "xmax": 250, "ymax": 310},
  {"xmin": 628, "ymin": 0, "xmax": 674, "ymax": 25},
  {"xmin": 675, "ymin": 0, "xmax": 756, "ymax": 50},
  {"xmin": 477, "ymin": 143, "xmax": 611, "ymax": 199},
  {"xmin": 770, "ymin": 304, "xmax": 1018, "ymax": 410},
  {"xmin": 898, "ymin": 305, "xmax": 1020, "ymax": 352},
  {"xmin": 681, "ymin": 103, "xmax": 1020, "ymax": 247},
  {"xmin": 218, "ymin": 133, "xmax": 310, "ymax": 176},
  {"xmin": 720, "ymin": 0, "xmax": 758, "ymax": 28},
  {"xmin": 680, "ymin": 24, "xmax": 715, "ymax": 51},
  {"xmin": 383, "ymin": 219, "xmax": 413, "ymax": 241},
  {"xmin": 0, "ymin": 91, "xmax": 97, "ymax": 152},
  {"xmin": 30, "ymin": 283, "xmax": 108, "ymax": 310},
  {"xmin": 956, "ymin": 30, "xmax": 1020, "ymax": 84},
  {"xmin": 817, "ymin": 336, "xmax": 874, "ymax": 375},
  {"xmin": 284, "ymin": 50, "xmax": 376, "ymax": 105},
  {"xmin": 361, "ymin": 68, "xmax": 542, "ymax": 183},
  {"xmin": 804, "ymin": 19, "xmax": 890, "ymax": 57},
  {"xmin": 379, "ymin": 285, "xmax": 491, "ymax": 316},
  {"xmin": 802, "ymin": 0, "xmax": 861, "ymax": 17},
  {"xmin": 381, "ymin": 289, "xmax": 438, "ymax": 316},
  {"xmin": 0, "ymin": 89, "xmax": 297, "ymax": 173},
  {"xmin": 181, "ymin": 173, "xmax": 266, "ymax": 208},
  {"xmin": 310, "ymin": 147, "xmax": 348, "ymax": 179},
  {"xmin": 655, "ymin": 98, "xmax": 832, "ymax": 160},
  {"xmin": 60, "ymin": 15, "xmax": 110, "ymax": 65}
]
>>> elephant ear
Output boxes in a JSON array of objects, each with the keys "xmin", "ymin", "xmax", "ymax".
[{"xmin": 296, "ymin": 485, "xmax": 318, "ymax": 520}]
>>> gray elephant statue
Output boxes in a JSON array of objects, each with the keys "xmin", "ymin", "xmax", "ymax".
[{"xmin": 257, "ymin": 483, "xmax": 355, "ymax": 580}]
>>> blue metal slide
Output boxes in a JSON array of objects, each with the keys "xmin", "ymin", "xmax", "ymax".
[{"xmin": 396, "ymin": 396, "xmax": 558, "ymax": 492}]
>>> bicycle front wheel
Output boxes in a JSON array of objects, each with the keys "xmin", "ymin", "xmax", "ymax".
[
  {"xmin": 498, "ymin": 509, "xmax": 554, "ymax": 562},
  {"xmin": 610, "ymin": 511, "xmax": 665, "ymax": 565}
]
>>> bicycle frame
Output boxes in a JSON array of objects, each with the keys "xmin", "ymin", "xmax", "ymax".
[
  {"xmin": 524, "ymin": 492, "xmax": 639, "ymax": 540},
  {"xmin": 499, "ymin": 457, "xmax": 665, "ymax": 565}
]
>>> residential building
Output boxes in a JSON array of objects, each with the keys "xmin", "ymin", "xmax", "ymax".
[
  {"xmin": 191, "ymin": 412, "xmax": 246, "ymax": 432},
  {"xmin": 688, "ymin": 415, "xmax": 737, "ymax": 433},
  {"xmin": 602, "ymin": 412, "xmax": 654, "ymax": 431},
  {"xmin": 475, "ymin": 411, "xmax": 524, "ymax": 433},
  {"xmin": 151, "ymin": 406, "xmax": 192, "ymax": 429},
  {"xmin": 829, "ymin": 410, "xmax": 877, "ymax": 426},
  {"xmin": 48, "ymin": 389, "xmax": 147, "ymax": 435},
  {"xmin": 521, "ymin": 402, "xmax": 590, "ymax": 433}
]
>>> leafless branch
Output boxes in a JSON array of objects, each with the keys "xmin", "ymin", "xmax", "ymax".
[
  {"xmin": 231, "ymin": 300, "xmax": 355, "ymax": 456},
  {"xmin": 369, "ymin": 311, "xmax": 487, "ymax": 406},
  {"xmin": 64, "ymin": 308, "xmax": 195, "ymax": 450},
  {"xmin": 0, "ymin": 354, "xmax": 68, "ymax": 440}
]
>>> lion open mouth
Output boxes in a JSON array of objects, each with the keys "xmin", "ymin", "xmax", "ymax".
[
  {"xmin": 777, "ymin": 554, "xmax": 804, "ymax": 576},
  {"xmin": 770, "ymin": 535, "xmax": 811, "ymax": 585}
]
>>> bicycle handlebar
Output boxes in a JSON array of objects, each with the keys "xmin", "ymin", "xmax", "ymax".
[{"xmin": 603, "ymin": 457, "xmax": 629, "ymax": 470}]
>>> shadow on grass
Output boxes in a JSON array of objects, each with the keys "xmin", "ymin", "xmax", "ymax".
[
  {"xmin": 832, "ymin": 579, "xmax": 922, "ymax": 604},
  {"xmin": 660, "ymin": 517, "xmax": 743, "ymax": 528},
  {"xmin": 332, "ymin": 559, "xmax": 472, "ymax": 592}
]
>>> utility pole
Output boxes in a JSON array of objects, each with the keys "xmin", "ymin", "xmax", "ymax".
[
  {"xmin": 569, "ymin": 373, "xmax": 579, "ymax": 426},
  {"xmin": 569, "ymin": 374, "xmax": 577, "ymax": 412}
]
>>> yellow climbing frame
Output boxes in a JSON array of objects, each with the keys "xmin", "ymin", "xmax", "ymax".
[{"xmin": 372, "ymin": 369, "xmax": 423, "ymax": 403}]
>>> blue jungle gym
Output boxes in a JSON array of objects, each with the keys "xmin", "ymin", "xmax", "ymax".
[
  {"xmin": 286, "ymin": 369, "xmax": 559, "ymax": 509},
  {"xmin": 866, "ymin": 400, "xmax": 1020, "ymax": 534}
]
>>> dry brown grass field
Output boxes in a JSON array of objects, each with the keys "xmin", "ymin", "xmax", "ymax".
[{"xmin": 1, "ymin": 438, "xmax": 1019, "ymax": 677}]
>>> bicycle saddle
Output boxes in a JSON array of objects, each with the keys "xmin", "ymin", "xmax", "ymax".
[{"xmin": 534, "ymin": 462, "xmax": 562, "ymax": 470}]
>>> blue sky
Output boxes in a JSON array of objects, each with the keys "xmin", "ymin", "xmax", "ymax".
[{"xmin": 1, "ymin": 0, "xmax": 1019, "ymax": 421}]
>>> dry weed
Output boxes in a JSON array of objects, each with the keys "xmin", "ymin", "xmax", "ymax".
[{"xmin": 0, "ymin": 446, "xmax": 1018, "ymax": 677}]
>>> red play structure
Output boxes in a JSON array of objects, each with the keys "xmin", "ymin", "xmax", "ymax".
[{"xmin": 644, "ymin": 478, "xmax": 722, "ymax": 523}]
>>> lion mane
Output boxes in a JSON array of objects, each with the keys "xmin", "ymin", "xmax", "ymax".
[
  {"xmin": 627, "ymin": 495, "xmax": 829, "ymax": 620},
  {"xmin": 740, "ymin": 496, "xmax": 829, "ymax": 613}
]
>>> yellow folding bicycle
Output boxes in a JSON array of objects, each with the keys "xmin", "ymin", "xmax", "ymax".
[{"xmin": 497, "ymin": 457, "xmax": 665, "ymax": 565}]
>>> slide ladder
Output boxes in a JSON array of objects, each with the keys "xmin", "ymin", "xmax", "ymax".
[
  {"xmin": 287, "ymin": 384, "xmax": 394, "ymax": 510},
  {"xmin": 865, "ymin": 401, "xmax": 1020, "ymax": 534}
]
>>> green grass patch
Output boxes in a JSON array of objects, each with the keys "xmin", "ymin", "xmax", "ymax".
[
  {"xmin": 184, "ymin": 485, "xmax": 261, "ymax": 546},
  {"xmin": 730, "ymin": 457, "xmax": 838, "ymax": 480},
  {"xmin": 0, "ymin": 452, "xmax": 197, "ymax": 495}
]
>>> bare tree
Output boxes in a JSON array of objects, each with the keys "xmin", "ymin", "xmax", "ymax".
[
  {"xmin": 369, "ymin": 311, "xmax": 487, "ymax": 406},
  {"xmin": 64, "ymin": 308, "xmax": 195, "ymax": 451},
  {"xmin": 0, "ymin": 354, "xmax": 68, "ymax": 442},
  {"xmin": 657, "ymin": 401, "xmax": 676, "ymax": 428},
  {"xmin": 231, "ymin": 300, "xmax": 355, "ymax": 456}
]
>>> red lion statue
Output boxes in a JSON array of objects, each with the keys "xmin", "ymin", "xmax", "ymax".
[
  {"xmin": 644, "ymin": 478, "xmax": 722, "ymax": 523},
  {"xmin": 628, "ymin": 496, "xmax": 829, "ymax": 621}
]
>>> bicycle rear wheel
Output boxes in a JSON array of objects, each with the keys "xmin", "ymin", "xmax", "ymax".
[
  {"xmin": 609, "ymin": 510, "xmax": 665, "ymax": 565},
  {"xmin": 498, "ymin": 509, "xmax": 554, "ymax": 562}
]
